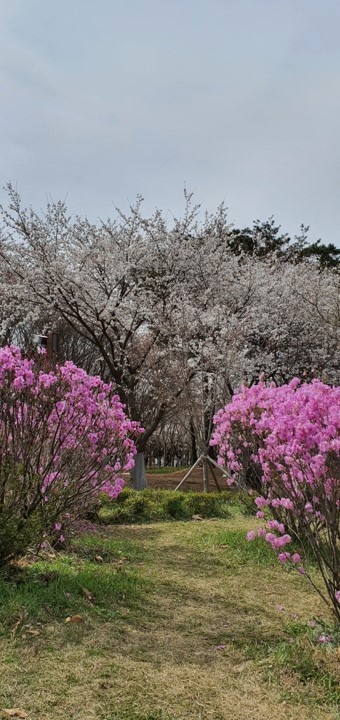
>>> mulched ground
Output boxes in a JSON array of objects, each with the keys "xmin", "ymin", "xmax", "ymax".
[{"xmin": 127, "ymin": 465, "xmax": 228, "ymax": 491}]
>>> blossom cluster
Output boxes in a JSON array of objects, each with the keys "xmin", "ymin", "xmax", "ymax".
[
  {"xmin": 211, "ymin": 378, "xmax": 340, "ymax": 619},
  {"xmin": 0, "ymin": 346, "xmax": 141, "ymax": 558}
]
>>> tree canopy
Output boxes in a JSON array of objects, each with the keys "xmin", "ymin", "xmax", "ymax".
[{"xmin": 0, "ymin": 186, "xmax": 339, "ymax": 485}]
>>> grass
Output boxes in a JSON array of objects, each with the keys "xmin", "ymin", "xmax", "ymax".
[
  {"xmin": 0, "ymin": 514, "xmax": 339, "ymax": 720},
  {"xmin": 0, "ymin": 531, "xmax": 150, "ymax": 631}
]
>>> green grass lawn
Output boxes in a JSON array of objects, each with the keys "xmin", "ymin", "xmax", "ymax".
[{"xmin": 0, "ymin": 514, "xmax": 338, "ymax": 720}]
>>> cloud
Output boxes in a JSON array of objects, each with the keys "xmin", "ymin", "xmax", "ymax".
[{"xmin": 0, "ymin": 0, "xmax": 339, "ymax": 245}]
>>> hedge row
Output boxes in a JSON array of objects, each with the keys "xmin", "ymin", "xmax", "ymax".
[{"xmin": 98, "ymin": 487, "xmax": 254, "ymax": 524}]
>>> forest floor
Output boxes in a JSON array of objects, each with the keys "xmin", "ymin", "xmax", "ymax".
[{"xmin": 0, "ymin": 513, "xmax": 339, "ymax": 720}]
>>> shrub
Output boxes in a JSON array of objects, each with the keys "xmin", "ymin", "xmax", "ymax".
[
  {"xmin": 99, "ymin": 488, "xmax": 233, "ymax": 524},
  {"xmin": 0, "ymin": 345, "xmax": 141, "ymax": 565},
  {"xmin": 211, "ymin": 379, "xmax": 340, "ymax": 621}
]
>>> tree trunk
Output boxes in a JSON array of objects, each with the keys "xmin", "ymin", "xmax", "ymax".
[
  {"xmin": 190, "ymin": 420, "xmax": 198, "ymax": 464},
  {"xmin": 202, "ymin": 457, "xmax": 210, "ymax": 493},
  {"xmin": 131, "ymin": 452, "xmax": 147, "ymax": 490}
]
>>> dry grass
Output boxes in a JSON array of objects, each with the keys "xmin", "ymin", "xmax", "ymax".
[{"xmin": 0, "ymin": 516, "xmax": 339, "ymax": 720}]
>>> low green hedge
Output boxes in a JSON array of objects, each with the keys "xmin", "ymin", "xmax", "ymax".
[{"xmin": 98, "ymin": 487, "xmax": 252, "ymax": 524}]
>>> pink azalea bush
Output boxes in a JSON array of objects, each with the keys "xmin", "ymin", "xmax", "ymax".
[
  {"xmin": 211, "ymin": 379, "xmax": 340, "ymax": 621},
  {"xmin": 0, "ymin": 345, "xmax": 141, "ymax": 565}
]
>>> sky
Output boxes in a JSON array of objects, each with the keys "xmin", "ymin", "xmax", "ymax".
[{"xmin": 1, "ymin": 0, "xmax": 340, "ymax": 245}]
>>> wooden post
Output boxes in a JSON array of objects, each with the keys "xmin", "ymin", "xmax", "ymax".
[
  {"xmin": 46, "ymin": 332, "xmax": 59, "ymax": 362},
  {"xmin": 174, "ymin": 454, "xmax": 232, "ymax": 493},
  {"xmin": 174, "ymin": 454, "xmax": 204, "ymax": 491},
  {"xmin": 207, "ymin": 458, "xmax": 221, "ymax": 492},
  {"xmin": 202, "ymin": 457, "xmax": 210, "ymax": 493},
  {"xmin": 207, "ymin": 456, "xmax": 230, "ymax": 479}
]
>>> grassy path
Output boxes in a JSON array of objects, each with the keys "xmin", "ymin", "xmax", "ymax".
[{"xmin": 0, "ymin": 515, "xmax": 338, "ymax": 719}]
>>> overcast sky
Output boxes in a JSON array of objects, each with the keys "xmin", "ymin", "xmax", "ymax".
[{"xmin": 1, "ymin": 0, "xmax": 340, "ymax": 245}]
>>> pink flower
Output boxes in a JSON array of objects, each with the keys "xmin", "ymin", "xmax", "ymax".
[
  {"xmin": 271, "ymin": 534, "xmax": 291, "ymax": 549},
  {"xmin": 278, "ymin": 552, "xmax": 290, "ymax": 563},
  {"xmin": 247, "ymin": 530, "xmax": 256, "ymax": 541},
  {"xmin": 0, "ymin": 345, "xmax": 141, "ymax": 554},
  {"xmin": 267, "ymin": 519, "xmax": 285, "ymax": 533},
  {"xmin": 211, "ymin": 377, "xmax": 340, "ymax": 616},
  {"xmin": 279, "ymin": 498, "xmax": 294, "ymax": 510},
  {"xmin": 12, "ymin": 375, "xmax": 25, "ymax": 390},
  {"xmin": 255, "ymin": 497, "xmax": 270, "ymax": 508},
  {"xmin": 318, "ymin": 634, "xmax": 332, "ymax": 644}
]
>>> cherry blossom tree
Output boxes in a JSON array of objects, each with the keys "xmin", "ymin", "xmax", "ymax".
[
  {"xmin": 1, "ymin": 185, "xmax": 338, "ymax": 489},
  {"xmin": 240, "ymin": 258, "xmax": 339, "ymax": 386},
  {"xmin": 164, "ymin": 223, "xmax": 339, "ymax": 486},
  {"xmin": 0, "ymin": 186, "xmax": 197, "ymax": 487}
]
